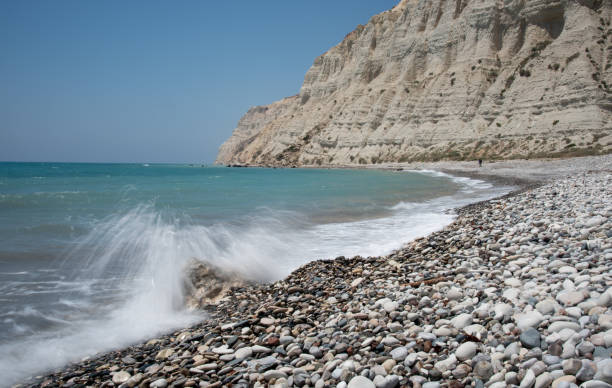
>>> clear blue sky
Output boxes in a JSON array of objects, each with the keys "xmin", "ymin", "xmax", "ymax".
[{"xmin": 0, "ymin": 1, "xmax": 398, "ymax": 163}]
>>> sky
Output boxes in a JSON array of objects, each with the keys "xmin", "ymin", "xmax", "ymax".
[{"xmin": 0, "ymin": 1, "xmax": 398, "ymax": 164}]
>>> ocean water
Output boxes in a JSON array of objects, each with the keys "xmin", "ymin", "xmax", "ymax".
[{"xmin": 0, "ymin": 162, "xmax": 510, "ymax": 385}]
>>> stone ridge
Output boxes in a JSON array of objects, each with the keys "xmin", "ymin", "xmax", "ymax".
[{"xmin": 216, "ymin": 0, "xmax": 612, "ymax": 166}]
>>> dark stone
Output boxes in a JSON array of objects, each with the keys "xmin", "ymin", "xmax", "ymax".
[
  {"xmin": 548, "ymin": 342, "xmax": 563, "ymax": 356},
  {"xmin": 227, "ymin": 336, "xmax": 238, "ymax": 347}
]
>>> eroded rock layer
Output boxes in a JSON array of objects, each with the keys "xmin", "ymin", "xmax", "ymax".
[{"xmin": 217, "ymin": 0, "xmax": 612, "ymax": 166}]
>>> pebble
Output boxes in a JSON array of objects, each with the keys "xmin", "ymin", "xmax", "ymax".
[
  {"xmin": 517, "ymin": 311, "xmax": 545, "ymax": 330},
  {"xmin": 557, "ymin": 291, "xmax": 586, "ymax": 306},
  {"xmin": 521, "ymin": 327, "xmax": 542, "ymax": 349},
  {"xmin": 347, "ymin": 376, "xmax": 376, "ymax": 388},
  {"xmin": 235, "ymin": 347, "xmax": 253, "ymax": 359},
  {"xmin": 474, "ymin": 360, "xmax": 494, "ymax": 381},
  {"xmin": 536, "ymin": 299, "xmax": 557, "ymax": 315},
  {"xmin": 455, "ymin": 341, "xmax": 478, "ymax": 361},
  {"xmin": 150, "ymin": 378, "xmax": 168, "ymax": 388},
  {"xmin": 594, "ymin": 359, "xmax": 612, "ymax": 384},
  {"xmin": 111, "ymin": 371, "xmax": 130, "ymax": 385},
  {"xmin": 389, "ymin": 346, "xmax": 408, "ymax": 361},
  {"xmin": 535, "ymin": 372, "xmax": 553, "ymax": 388},
  {"xmin": 520, "ymin": 369, "xmax": 536, "ymax": 388}
]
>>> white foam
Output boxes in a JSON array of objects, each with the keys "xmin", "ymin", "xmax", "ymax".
[{"xmin": 404, "ymin": 169, "xmax": 494, "ymax": 192}]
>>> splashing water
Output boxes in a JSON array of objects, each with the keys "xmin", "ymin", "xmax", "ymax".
[{"xmin": 0, "ymin": 163, "xmax": 512, "ymax": 386}]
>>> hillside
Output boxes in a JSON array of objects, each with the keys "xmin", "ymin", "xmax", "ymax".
[{"xmin": 217, "ymin": 0, "xmax": 612, "ymax": 166}]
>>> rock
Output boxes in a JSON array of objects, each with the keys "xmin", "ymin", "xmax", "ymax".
[
  {"xmin": 347, "ymin": 376, "xmax": 376, "ymax": 388},
  {"xmin": 452, "ymin": 363, "xmax": 471, "ymax": 379},
  {"xmin": 558, "ymin": 266, "xmax": 577, "ymax": 275},
  {"xmin": 536, "ymin": 300, "xmax": 557, "ymax": 315},
  {"xmin": 548, "ymin": 321, "xmax": 581, "ymax": 333},
  {"xmin": 552, "ymin": 376, "xmax": 577, "ymax": 388},
  {"xmin": 599, "ymin": 314, "xmax": 612, "ymax": 329},
  {"xmin": 563, "ymin": 359, "xmax": 582, "ymax": 375},
  {"xmin": 579, "ymin": 381, "xmax": 612, "ymax": 388},
  {"xmin": 535, "ymin": 372, "xmax": 553, "ymax": 388},
  {"xmin": 494, "ymin": 303, "xmax": 513, "ymax": 320},
  {"xmin": 576, "ymin": 341, "xmax": 595, "ymax": 356},
  {"xmin": 506, "ymin": 371, "xmax": 519, "ymax": 385},
  {"xmin": 531, "ymin": 361, "xmax": 547, "ymax": 377},
  {"xmin": 451, "ymin": 313, "xmax": 473, "ymax": 329},
  {"xmin": 505, "ymin": 342, "xmax": 521, "ymax": 359},
  {"xmin": 521, "ymin": 328, "xmax": 541, "ymax": 349},
  {"xmin": 474, "ymin": 360, "xmax": 494, "ymax": 381},
  {"xmin": 252, "ymin": 345, "xmax": 272, "ymax": 354},
  {"xmin": 155, "ymin": 348, "xmax": 174, "ymax": 360},
  {"xmin": 505, "ymin": 278, "xmax": 522, "ymax": 287},
  {"xmin": 520, "ymin": 369, "xmax": 536, "ymax": 388},
  {"xmin": 556, "ymin": 291, "xmax": 585, "ymax": 306},
  {"xmin": 434, "ymin": 353, "xmax": 457, "ymax": 373},
  {"xmin": 382, "ymin": 359, "xmax": 396, "ymax": 373},
  {"xmin": 279, "ymin": 335, "xmax": 295, "ymax": 345},
  {"xmin": 235, "ymin": 347, "xmax": 253, "ymax": 359},
  {"xmin": 389, "ymin": 346, "xmax": 408, "ymax": 361},
  {"xmin": 112, "ymin": 371, "xmax": 131, "ymax": 385},
  {"xmin": 373, "ymin": 375, "xmax": 385, "ymax": 387},
  {"xmin": 125, "ymin": 373, "xmax": 142, "ymax": 387},
  {"xmin": 212, "ymin": 345, "xmax": 233, "ymax": 354},
  {"xmin": 447, "ymin": 288, "xmax": 463, "ymax": 300},
  {"xmin": 264, "ymin": 370, "xmax": 289, "ymax": 381},
  {"xmin": 260, "ymin": 317, "xmax": 275, "ymax": 326},
  {"xmin": 372, "ymin": 365, "xmax": 387, "ymax": 377},
  {"xmin": 455, "ymin": 342, "xmax": 479, "ymax": 361},
  {"xmin": 576, "ymin": 360, "xmax": 597, "ymax": 382},
  {"xmin": 594, "ymin": 359, "xmax": 612, "ymax": 384},
  {"xmin": 422, "ymin": 383, "xmax": 440, "ymax": 388},
  {"xmin": 594, "ymin": 346, "xmax": 612, "ymax": 359},
  {"xmin": 309, "ymin": 346, "xmax": 323, "ymax": 358},
  {"xmin": 516, "ymin": 311, "xmax": 545, "ymax": 330},
  {"xmin": 198, "ymin": 363, "xmax": 218, "ymax": 371},
  {"xmin": 383, "ymin": 301, "xmax": 399, "ymax": 312},
  {"xmin": 585, "ymin": 216, "xmax": 605, "ymax": 227},
  {"xmin": 375, "ymin": 375, "xmax": 400, "ymax": 388},
  {"xmin": 150, "ymin": 379, "xmax": 168, "ymax": 388}
]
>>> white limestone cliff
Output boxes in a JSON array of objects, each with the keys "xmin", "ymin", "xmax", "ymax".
[{"xmin": 217, "ymin": 0, "xmax": 612, "ymax": 166}]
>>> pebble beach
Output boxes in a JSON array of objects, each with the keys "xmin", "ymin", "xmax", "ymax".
[{"xmin": 20, "ymin": 155, "xmax": 612, "ymax": 388}]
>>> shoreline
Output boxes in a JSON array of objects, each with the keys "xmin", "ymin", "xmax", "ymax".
[{"xmin": 17, "ymin": 155, "xmax": 612, "ymax": 388}]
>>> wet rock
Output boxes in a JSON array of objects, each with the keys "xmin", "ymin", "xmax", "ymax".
[
  {"xmin": 112, "ymin": 371, "xmax": 130, "ymax": 385},
  {"xmin": 521, "ymin": 328, "xmax": 541, "ymax": 349}
]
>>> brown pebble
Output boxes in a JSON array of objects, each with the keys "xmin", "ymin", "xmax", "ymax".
[
  {"xmin": 548, "ymin": 342, "xmax": 562, "ymax": 356},
  {"xmin": 266, "ymin": 336, "xmax": 280, "ymax": 346}
]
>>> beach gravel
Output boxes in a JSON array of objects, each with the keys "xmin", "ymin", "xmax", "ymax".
[{"xmin": 20, "ymin": 162, "xmax": 612, "ymax": 388}]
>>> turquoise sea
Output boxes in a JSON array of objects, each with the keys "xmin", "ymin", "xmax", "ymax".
[{"xmin": 0, "ymin": 162, "xmax": 510, "ymax": 385}]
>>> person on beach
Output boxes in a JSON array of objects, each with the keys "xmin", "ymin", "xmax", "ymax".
[{"xmin": 478, "ymin": 159, "xmax": 483, "ymax": 167}]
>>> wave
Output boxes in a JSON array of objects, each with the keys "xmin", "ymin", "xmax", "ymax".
[
  {"xmin": 403, "ymin": 169, "xmax": 494, "ymax": 192},
  {"xmin": 0, "ymin": 172, "xmax": 512, "ymax": 386}
]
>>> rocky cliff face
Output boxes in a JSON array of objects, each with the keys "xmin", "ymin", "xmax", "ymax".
[{"xmin": 216, "ymin": 0, "xmax": 612, "ymax": 166}]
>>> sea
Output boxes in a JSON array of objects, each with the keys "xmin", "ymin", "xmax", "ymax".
[{"xmin": 0, "ymin": 162, "xmax": 511, "ymax": 385}]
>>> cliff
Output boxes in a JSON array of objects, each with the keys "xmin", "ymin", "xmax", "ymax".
[{"xmin": 216, "ymin": 0, "xmax": 612, "ymax": 166}]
